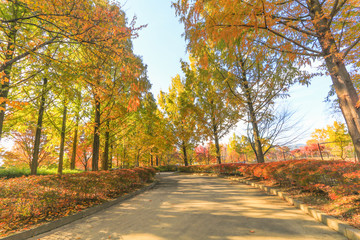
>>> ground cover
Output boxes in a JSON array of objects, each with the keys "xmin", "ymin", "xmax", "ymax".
[
  {"xmin": 0, "ymin": 167, "xmax": 83, "ymax": 178},
  {"xmin": 179, "ymin": 160, "xmax": 360, "ymax": 229},
  {"xmin": 0, "ymin": 167, "xmax": 156, "ymax": 237}
]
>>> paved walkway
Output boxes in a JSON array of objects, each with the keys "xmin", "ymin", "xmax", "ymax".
[{"xmin": 29, "ymin": 173, "xmax": 346, "ymax": 240}]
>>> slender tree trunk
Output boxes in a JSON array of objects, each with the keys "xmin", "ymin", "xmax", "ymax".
[
  {"xmin": 156, "ymin": 155, "xmax": 159, "ymax": 166},
  {"xmin": 207, "ymin": 145, "xmax": 210, "ymax": 164},
  {"xmin": 116, "ymin": 152, "xmax": 119, "ymax": 168},
  {"xmin": 70, "ymin": 115, "xmax": 79, "ymax": 170},
  {"xmin": 58, "ymin": 100, "xmax": 67, "ymax": 175},
  {"xmin": 123, "ymin": 143, "xmax": 126, "ymax": 168},
  {"xmin": 182, "ymin": 142, "xmax": 188, "ymax": 166},
  {"xmin": 31, "ymin": 78, "xmax": 48, "ymax": 175},
  {"xmin": 240, "ymin": 61, "xmax": 265, "ymax": 163},
  {"xmin": 70, "ymin": 96, "xmax": 81, "ymax": 170},
  {"xmin": 150, "ymin": 152, "xmax": 153, "ymax": 166},
  {"xmin": 102, "ymin": 121, "xmax": 110, "ymax": 170},
  {"xmin": 214, "ymin": 130, "xmax": 221, "ymax": 164},
  {"xmin": 308, "ymin": 0, "xmax": 360, "ymax": 159},
  {"xmin": 248, "ymin": 108, "xmax": 265, "ymax": 163},
  {"xmin": 0, "ymin": 26, "xmax": 16, "ymax": 140},
  {"xmin": 210, "ymin": 101, "xmax": 222, "ymax": 164},
  {"xmin": 83, "ymin": 150, "xmax": 88, "ymax": 171},
  {"xmin": 109, "ymin": 142, "xmax": 113, "ymax": 169},
  {"xmin": 92, "ymin": 96, "xmax": 101, "ymax": 171}
]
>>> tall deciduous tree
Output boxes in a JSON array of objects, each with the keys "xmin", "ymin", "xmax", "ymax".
[
  {"xmin": 174, "ymin": 0, "xmax": 360, "ymax": 158},
  {"xmin": 182, "ymin": 59, "xmax": 241, "ymax": 164},
  {"xmin": 311, "ymin": 121, "xmax": 352, "ymax": 159},
  {"xmin": 159, "ymin": 75, "xmax": 198, "ymax": 166},
  {"xmin": 0, "ymin": 0, "xmax": 143, "ymax": 139},
  {"xmin": 30, "ymin": 77, "xmax": 48, "ymax": 175},
  {"xmin": 197, "ymin": 40, "xmax": 306, "ymax": 162}
]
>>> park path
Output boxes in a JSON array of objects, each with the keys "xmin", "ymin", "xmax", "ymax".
[{"xmin": 28, "ymin": 173, "xmax": 346, "ymax": 240}]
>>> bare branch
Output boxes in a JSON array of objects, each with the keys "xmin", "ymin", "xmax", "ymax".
[
  {"xmin": 0, "ymin": 37, "xmax": 57, "ymax": 73},
  {"xmin": 342, "ymin": 36, "xmax": 360, "ymax": 58}
]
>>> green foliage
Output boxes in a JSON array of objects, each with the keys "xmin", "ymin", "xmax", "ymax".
[
  {"xmin": 0, "ymin": 167, "xmax": 82, "ymax": 179},
  {"xmin": 155, "ymin": 165, "xmax": 179, "ymax": 172},
  {"xmin": 158, "ymin": 74, "xmax": 199, "ymax": 165},
  {"xmin": 227, "ymin": 133, "xmax": 255, "ymax": 161},
  {"xmin": 310, "ymin": 121, "xmax": 353, "ymax": 159}
]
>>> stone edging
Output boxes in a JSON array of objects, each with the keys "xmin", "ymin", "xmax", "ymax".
[
  {"xmin": 1, "ymin": 180, "xmax": 159, "ymax": 240},
  {"xmin": 230, "ymin": 177, "xmax": 360, "ymax": 240}
]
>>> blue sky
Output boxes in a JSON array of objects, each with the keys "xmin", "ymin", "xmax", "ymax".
[
  {"xmin": 124, "ymin": 1, "xmax": 188, "ymax": 96},
  {"xmin": 124, "ymin": 1, "xmax": 342, "ymax": 145}
]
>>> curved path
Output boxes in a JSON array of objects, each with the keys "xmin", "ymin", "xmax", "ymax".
[{"xmin": 29, "ymin": 173, "xmax": 345, "ymax": 240}]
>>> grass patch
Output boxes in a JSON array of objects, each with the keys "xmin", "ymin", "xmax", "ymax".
[{"xmin": 0, "ymin": 167, "xmax": 83, "ymax": 178}]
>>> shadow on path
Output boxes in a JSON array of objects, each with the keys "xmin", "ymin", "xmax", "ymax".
[{"xmin": 29, "ymin": 173, "xmax": 346, "ymax": 240}]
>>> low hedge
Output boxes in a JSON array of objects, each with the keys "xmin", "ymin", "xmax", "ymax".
[
  {"xmin": 179, "ymin": 163, "xmax": 246, "ymax": 174},
  {"xmin": 0, "ymin": 167, "xmax": 83, "ymax": 179},
  {"xmin": 179, "ymin": 160, "xmax": 360, "ymax": 200},
  {"xmin": 155, "ymin": 165, "xmax": 179, "ymax": 172}
]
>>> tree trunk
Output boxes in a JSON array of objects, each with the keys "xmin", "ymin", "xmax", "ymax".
[
  {"xmin": 83, "ymin": 150, "xmax": 88, "ymax": 171},
  {"xmin": 102, "ymin": 121, "xmax": 110, "ymax": 170},
  {"xmin": 58, "ymin": 100, "xmax": 67, "ymax": 175},
  {"xmin": 242, "ymin": 74, "xmax": 265, "ymax": 163},
  {"xmin": 115, "ymin": 152, "xmax": 119, "ymax": 168},
  {"xmin": 70, "ymin": 115, "xmax": 79, "ymax": 170},
  {"xmin": 182, "ymin": 142, "xmax": 188, "ymax": 166},
  {"xmin": 31, "ymin": 78, "xmax": 48, "ymax": 175},
  {"xmin": 92, "ymin": 96, "xmax": 101, "ymax": 171},
  {"xmin": 156, "ymin": 155, "xmax": 159, "ymax": 166},
  {"xmin": 308, "ymin": 0, "xmax": 360, "ymax": 159},
  {"xmin": 70, "ymin": 96, "xmax": 81, "ymax": 170},
  {"xmin": 249, "ymin": 109, "xmax": 265, "ymax": 163},
  {"xmin": 210, "ymin": 101, "xmax": 222, "ymax": 164},
  {"xmin": 0, "ymin": 26, "xmax": 16, "ymax": 140},
  {"xmin": 214, "ymin": 130, "xmax": 221, "ymax": 164},
  {"xmin": 207, "ymin": 145, "xmax": 210, "ymax": 164},
  {"xmin": 109, "ymin": 142, "xmax": 113, "ymax": 169}
]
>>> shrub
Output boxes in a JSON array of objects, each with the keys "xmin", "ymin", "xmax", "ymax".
[
  {"xmin": 179, "ymin": 163, "xmax": 246, "ymax": 174},
  {"xmin": 179, "ymin": 160, "xmax": 360, "ymax": 200},
  {"xmin": 155, "ymin": 165, "xmax": 179, "ymax": 172},
  {"xmin": 0, "ymin": 167, "xmax": 83, "ymax": 179}
]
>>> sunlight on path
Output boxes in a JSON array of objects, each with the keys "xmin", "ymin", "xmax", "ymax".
[{"xmin": 28, "ymin": 173, "xmax": 346, "ymax": 240}]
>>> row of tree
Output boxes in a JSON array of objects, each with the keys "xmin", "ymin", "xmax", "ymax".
[
  {"xmin": 172, "ymin": 0, "xmax": 360, "ymax": 160},
  {"xmin": 0, "ymin": 0, "xmax": 177, "ymax": 173},
  {"xmin": 2, "ymin": 0, "xmax": 359, "ymax": 171}
]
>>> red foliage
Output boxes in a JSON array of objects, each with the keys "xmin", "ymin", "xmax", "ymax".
[
  {"xmin": 179, "ymin": 163, "xmax": 246, "ymax": 174},
  {"xmin": 180, "ymin": 160, "xmax": 360, "ymax": 201},
  {"xmin": 0, "ymin": 167, "xmax": 156, "ymax": 236},
  {"xmin": 194, "ymin": 145, "xmax": 216, "ymax": 164},
  {"xmin": 239, "ymin": 160, "xmax": 359, "ymax": 200}
]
